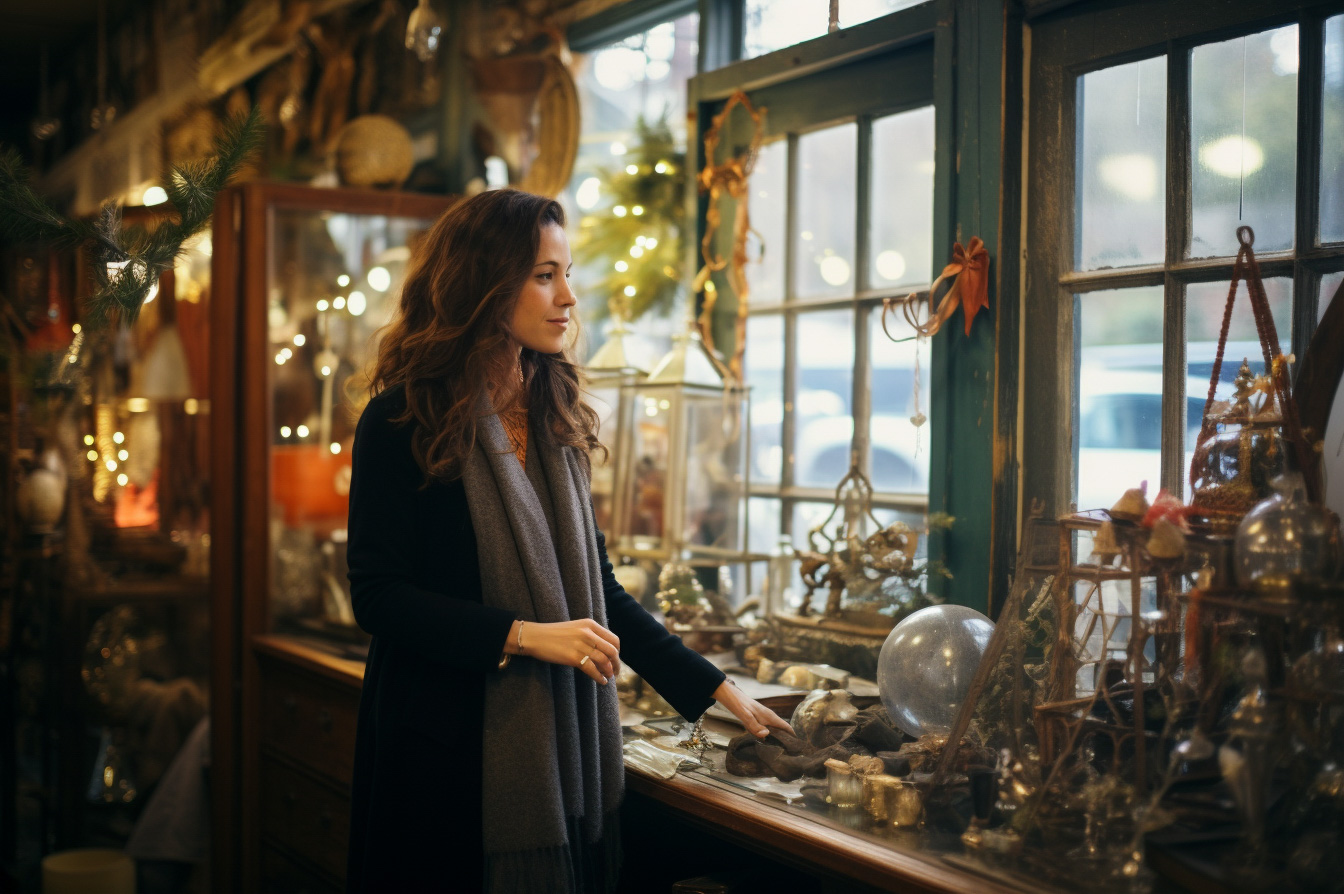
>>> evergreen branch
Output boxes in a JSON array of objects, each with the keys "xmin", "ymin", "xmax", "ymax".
[
  {"xmin": 89, "ymin": 106, "xmax": 265, "ymax": 326},
  {"xmin": 0, "ymin": 147, "xmax": 97, "ymax": 248},
  {"xmin": 2, "ymin": 108, "xmax": 261, "ymax": 330}
]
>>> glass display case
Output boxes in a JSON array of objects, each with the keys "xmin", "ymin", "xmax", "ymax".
[
  {"xmin": 210, "ymin": 184, "xmax": 450, "ymax": 651},
  {"xmin": 207, "ymin": 184, "xmax": 452, "ymax": 891}
]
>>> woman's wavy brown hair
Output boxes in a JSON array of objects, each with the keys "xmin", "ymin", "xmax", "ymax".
[{"xmin": 369, "ymin": 188, "xmax": 604, "ymax": 482}]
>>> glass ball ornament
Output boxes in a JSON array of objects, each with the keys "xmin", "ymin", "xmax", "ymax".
[
  {"xmin": 1235, "ymin": 472, "xmax": 1343, "ymax": 598},
  {"xmin": 877, "ymin": 604, "xmax": 994, "ymax": 738},
  {"xmin": 405, "ymin": 0, "xmax": 444, "ymax": 62}
]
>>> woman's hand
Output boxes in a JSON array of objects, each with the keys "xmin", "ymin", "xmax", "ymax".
[
  {"xmin": 712, "ymin": 679, "xmax": 794, "ymax": 738},
  {"xmin": 508, "ymin": 618, "xmax": 620, "ymax": 685}
]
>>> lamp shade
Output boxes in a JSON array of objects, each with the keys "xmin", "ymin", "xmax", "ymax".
[{"xmin": 140, "ymin": 324, "xmax": 193, "ymax": 401}]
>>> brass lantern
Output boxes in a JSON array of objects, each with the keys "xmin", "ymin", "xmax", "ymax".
[{"xmin": 615, "ymin": 325, "xmax": 748, "ymax": 571}]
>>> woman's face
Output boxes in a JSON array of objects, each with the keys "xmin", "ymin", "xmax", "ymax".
[{"xmin": 510, "ymin": 222, "xmax": 576, "ymax": 355}]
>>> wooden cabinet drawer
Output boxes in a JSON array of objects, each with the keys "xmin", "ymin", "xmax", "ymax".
[
  {"xmin": 258, "ymin": 657, "xmax": 359, "ymax": 783},
  {"xmin": 259, "ymin": 844, "xmax": 342, "ymax": 894},
  {"xmin": 260, "ymin": 757, "xmax": 350, "ymax": 882}
]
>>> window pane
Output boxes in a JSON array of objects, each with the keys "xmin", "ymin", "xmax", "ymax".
[
  {"xmin": 1076, "ymin": 286, "xmax": 1165, "ymax": 511},
  {"xmin": 1322, "ymin": 271, "xmax": 1344, "ymax": 322},
  {"xmin": 747, "ymin": 496, "xmax": 781, "ymax": 599},
  {"xmin": 1190, "ymin": 27, "xmax": 1299, "ymax": 257},
  {"xmin": 747, "ymin": 140, "xmax": 788, "ymax": 302},
  {"xmin": 870, "ymin": 306, "xmax": 930, "ymax": 493},
  {"xmin": 746, "ymin": 314, "xmax": 785, "ymax": 484},
  {"xmin": 1324, "ymin": 16, "xmax": 1344, "ymax": 242},
  {"xmin": 1077, "ymin": 56, "xmax": 1167, "ymax": 270},
  {"xmin": 745, "ymin": 0, "xmax": 926, "ymax": 58},
  {"xmin": 793, "ymin": 308, "xmax": 856, "ymax": 488},
  {"xmin": 795, "ymin": 124, "xmax": 857, "ymax": 300},
  {"xmin": 1186, "ymin": 277, "xmax": 1293, "ymax": 472},
  {"xmin": 749, "ymin": 497, "xmax": 782, "ymax": 555},
  {"xmin": 870, "ymin": 106, "xmax": 935, "ymax": 289}
]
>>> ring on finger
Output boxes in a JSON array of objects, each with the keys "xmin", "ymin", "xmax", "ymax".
[{"xmin": 579, "ymin": 655, "xmax": 590, "ymax": 667}]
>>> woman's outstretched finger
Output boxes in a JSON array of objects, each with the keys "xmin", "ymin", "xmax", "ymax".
[{"xmin": 758, "ymin": 705, "xmax": 793, "ymax": 734}]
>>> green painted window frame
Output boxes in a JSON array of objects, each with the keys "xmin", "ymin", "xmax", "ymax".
[
  {"xmin": 568, "ymin": 0, "xmax": 1008, "ymax": 614},
  {"xmin": 1022, "ymin": 0, "xmax": 1344, "ymax": 520},
  {"xmin": 688, "ymin": 2, "xmax": 1004, "ymax": 614}
]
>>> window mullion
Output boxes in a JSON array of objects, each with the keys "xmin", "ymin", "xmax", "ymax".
[
  {"xmin": 782, "ymin": 134, "xmax": 799, "ymax": 491},
  {"xmin": 1162, "ymin": 46, "xmax": 1192, "ymax": 498},
  {"xmin": 853, "ymin": 116, "xmax": 873, "ymax": 478},
  {"xmin": 1296, "ymin": 15, "xmax": 1326, "ymax": 349},
  {"xmin": 696, "ymin": 0, "xmax": 743, "ymax": 72},
  {"xmin": 1161, "ymin": 275, "xmax": 1188, "ymax": 497}
]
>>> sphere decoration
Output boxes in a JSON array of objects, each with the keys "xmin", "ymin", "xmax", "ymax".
[
  {"xmin": 877, "ymin": 604, "xmax": 994, "ymax": 739},
  {"xmin": 334, "ymin": 115, "xmax": 415, "ymax": 189}
]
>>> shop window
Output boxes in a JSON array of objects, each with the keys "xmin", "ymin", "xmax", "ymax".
[
  {"xmin": 1025, "ymin": 4, "xmax": 1344, "ymax": 513},
  {"xmin": 695, "ymin": 33, "xmax": 935, "ymax": 592},
  {"xmin": 562, "ymin": 11, "xmax": 700, "ymax": 359}
]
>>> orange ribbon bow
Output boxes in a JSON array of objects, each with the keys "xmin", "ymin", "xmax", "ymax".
[{"xmin": 885, "ymin": 237, "xmax": 990, "ymax": 339}]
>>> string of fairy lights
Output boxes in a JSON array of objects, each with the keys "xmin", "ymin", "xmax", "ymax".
[{"xmin": 271, "ymin": 267, "xmax": 383, "ymax": 457}]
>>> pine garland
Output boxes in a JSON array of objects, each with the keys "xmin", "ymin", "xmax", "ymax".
[
  {"xmin": 0, "ymin": 107, "xmax": 263, "ymax": 327},
  {"xmin": 573, "ymin": 115, "xmax": 686, "ymax": 322}
]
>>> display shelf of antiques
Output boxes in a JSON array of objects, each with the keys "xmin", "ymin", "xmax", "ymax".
[
  {"xmin": 206, "ymin": 182, "xmax": 453, "ymax": 893},
  {"xmin": 3, "ymin": 220, "xmax": 215, "ymax": 889}
]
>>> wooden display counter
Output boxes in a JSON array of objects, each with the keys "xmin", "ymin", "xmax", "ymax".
[{"xmin": 245, "ymin": 635, "xmax": 1029, "ymax": 894}]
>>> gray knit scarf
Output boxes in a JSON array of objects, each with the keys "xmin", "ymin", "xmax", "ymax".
[{"xmin": 461, "ymin": 397, "xmax": 624, "ymax": 894}]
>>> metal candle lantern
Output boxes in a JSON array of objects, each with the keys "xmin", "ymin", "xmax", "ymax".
[{"xmin": 614, "ymin": 325, "xmax": 748, "ymax": 570}]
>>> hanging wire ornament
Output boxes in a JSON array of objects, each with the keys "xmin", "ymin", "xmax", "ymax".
[{"xmin": 1188, "ymin": 226, "xmax": 1317, "ymax": 529}]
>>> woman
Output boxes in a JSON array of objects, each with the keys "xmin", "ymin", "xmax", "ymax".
[{"xmin": 345, "ymin": 188, "xmax": 790, "ymax": 894}]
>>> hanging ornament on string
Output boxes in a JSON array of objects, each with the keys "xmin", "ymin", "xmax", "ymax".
[
  {"xmin": 878, "ymin": 237, "xmax": 990, "ymax": 434},
  {"xmin": 882, "ymin": 236, "xmax": 990, "ymax": 341}
]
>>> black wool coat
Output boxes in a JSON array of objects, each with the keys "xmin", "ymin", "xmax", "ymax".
[{"xmin": 345, "ymin": 388, "xmax": 727, "ymax": 894}]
